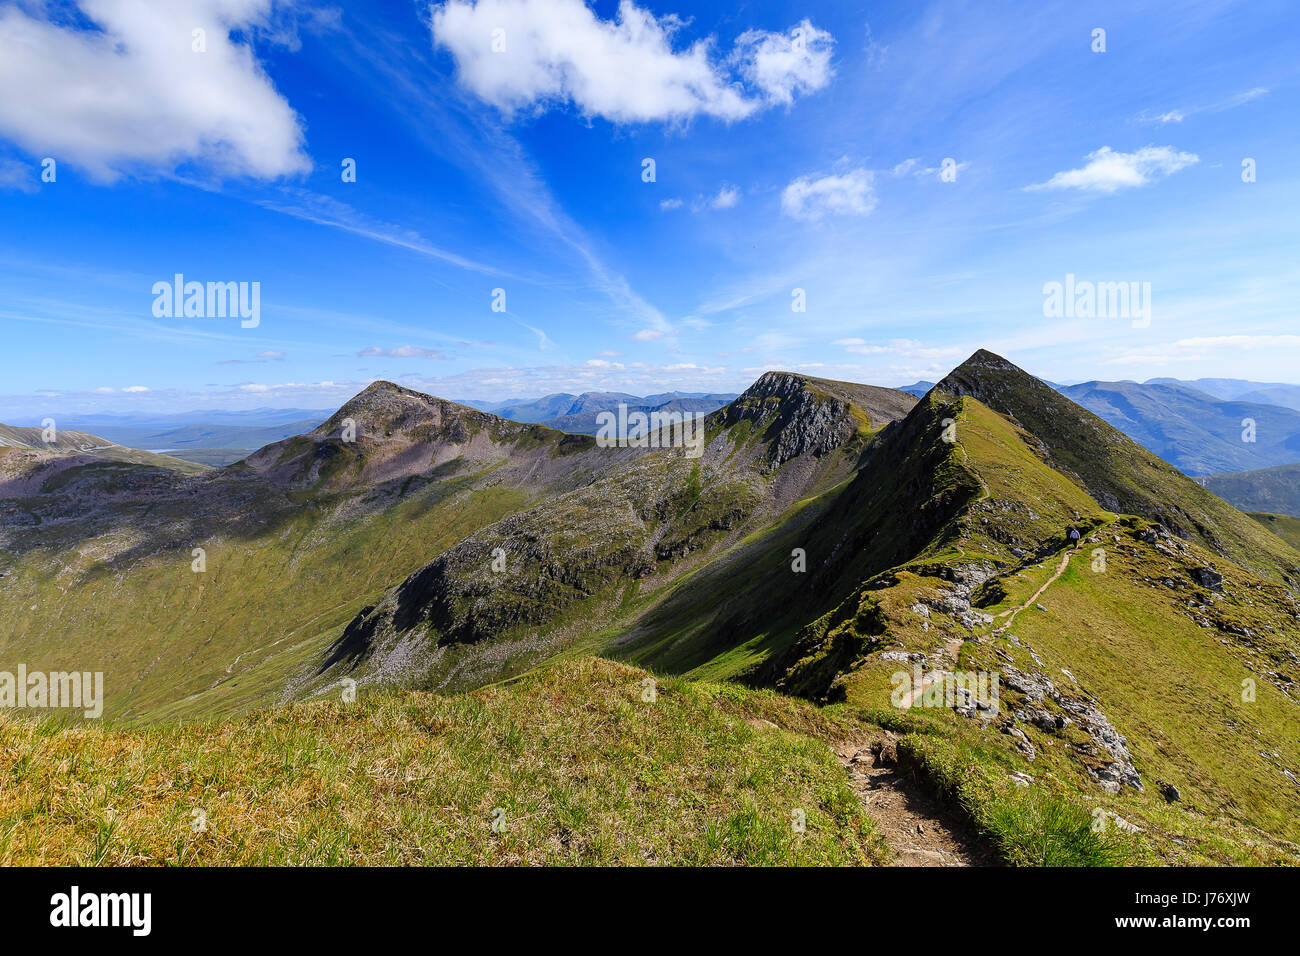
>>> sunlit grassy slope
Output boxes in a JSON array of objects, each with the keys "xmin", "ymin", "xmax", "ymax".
[
  {"xmin": 0, "ymin": 473, "xmax": 530, "ymax": 721},
  {"xmin": 746, "ymin": 394, "xmax": 1300, "ymax": 864},
  {"xmin": 1250, "ymin": 511, "xmax": 1300, "ymax": 552},
  {"xmin": 0, "ymin": 658, "xmax": 885, "ymax": 866}
]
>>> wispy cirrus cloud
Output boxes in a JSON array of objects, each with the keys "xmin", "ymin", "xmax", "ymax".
[
  {"xmin": 1137, "ymin": 87, "xmax": 1269, "ymax": 126},
  {"xmin": 258, "ymin": 190, "xmax": 507, "ymax": 277},
  {"xmin": 358, "ymin": 345, "xmax": 449, "ymax": 360}
]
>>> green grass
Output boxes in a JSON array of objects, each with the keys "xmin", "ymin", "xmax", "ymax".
[
  {"xmin": 0, "ymin": 658, "xmax": 886, "ymax": 866},
  {"xmin": 735, "ymin": 390, "xmax": 1300, "ymax": 865},
  {"xmin": 1205, "ymin": 464, "xmax": 1300, "ymax": 518},
  {"xmin": 1249, "ymin": 512, "xmax": 1300, "ymax": 552},
  {"xmin": 0, "ymin": 478, "xmax": 532, "ymax": 721}
]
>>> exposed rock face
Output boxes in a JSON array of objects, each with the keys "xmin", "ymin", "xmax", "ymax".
[
  {"xmin": 722, "ymin": 371, "xmax": 915, "ymax": 468},
  {"xmin": 1001, "ymin": 664, "xmax": 1143, "ymax": 794},
  {"xmin": 1191, "ymin": 566, "xmax": 1224, "ymax": 590},
  {"xmin": 918, "ymin": 564, "xmax": 996, "ymax": 631}
]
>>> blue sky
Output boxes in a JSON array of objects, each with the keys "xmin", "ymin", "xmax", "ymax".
[{"xmin": 1, "ymin": 0, "xmax": 1298, "ymax": 419}]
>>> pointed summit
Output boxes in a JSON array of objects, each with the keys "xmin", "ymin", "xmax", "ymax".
[{"xmin": 934, "ymin": 350, "xmax": 1299, "ymax": 577}]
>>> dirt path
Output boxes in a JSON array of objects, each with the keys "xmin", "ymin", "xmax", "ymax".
[
  {"xmin": 834, "ymin": 737, "xmax": 995, "ymax": 866},
  {"xmin": 995, "ymin": 547, "xmax": 1074, "ymax": 631}
]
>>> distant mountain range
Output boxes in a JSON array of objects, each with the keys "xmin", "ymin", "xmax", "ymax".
[
  {"xmin": 30, "ymin": 392, "xmax": 739, "ymax": 466},
  {"xmin": 1148, "ymin": 377, "xmax": 1300, "ymax": 412},
  {"xmin": 0, "ymin": 423, "xmax": 208, "ymax": 474},
  {"xmin": 1055, "ymin": 380, "xmax": 1300, "ymax": 476},
  {"xmin": 1199, "ymin": 463, "xmax": 1300, "ymax": 518},
  {"xmin": 461, "ymin": 390, "xmax": 739, "ymax": 435}
]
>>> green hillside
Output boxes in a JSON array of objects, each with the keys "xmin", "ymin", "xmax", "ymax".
[
  {"xmin": 0, "ymin": 658, "xmax": 886, "ymax": 866},
  {"xmin": 1202, "ymin": 463, "xmax": 1300, "ymax": 518},
  {"xmin": 1250, "ymin": 512, "xmax": 1300, "ymax": 552}
]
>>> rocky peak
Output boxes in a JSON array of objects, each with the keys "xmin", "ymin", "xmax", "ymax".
[{"xmin": 722, "ymin": 371, "xmax": 915, "ymax": 467}]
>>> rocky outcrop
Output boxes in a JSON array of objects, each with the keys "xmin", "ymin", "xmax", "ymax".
[
  {"xmin": 1001, "ymin": 664, "xmax": 1143, "ymax": 793},
  {"xmin": 722, "ymin": 371, "xmax": 915, "ymax": 468}
]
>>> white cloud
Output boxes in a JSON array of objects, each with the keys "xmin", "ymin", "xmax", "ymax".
[
  {"xmin": 1137, "ymin": 87, "xmax": 1268, "ymax": 126},
  {"xmin": 781, "ymin": 168, "xmax": 876, "ymax": 221},
  {"xmin": 122, "ymin": 386, "xmax": 149, "ymax": 393},
  {"xmin": 892, "ymin": 157, "xmax": 969, "ymax": 180},
  {"xmin": 732, "ymin": 19, "xmax": 834, "ymax": 106},
  {"xmin": 1104, "ymin": 334, "xmax": 1300, "ymax": 366},
  {"xmin": 0, "ymin": 0, "xmax": 309, "ymax": 182},
  {"xmin": 358, "ymin": 346, "xmax": 449, "ymax": 359},
  {"xmin": 659, "ymin": 198, "xmax": 685, "ymax": 210},
  {"xmin": 430, "ymin": 0, "xmax": 832, "ymax": 123},
  {"xmin": 512, "ymin": 318, "xmax": 554, "ymax": 351},
  {"xmin": 259, "ymin": 190, "xmax": 506, "ymax": 276},
  {"xmin": 1027, "ymin": 146, "xmax": 1198, "ymax": 194},
  {"xmin": 634, "ymin": 328, "xmax": 668, "ymax": 341},
  {"xmin": 710, "ymin": 185, "xmax": 740, "ymax": 209},
  {"xmin": 257, "ymin": 350, "xmax": 285, "ymax": 360}
]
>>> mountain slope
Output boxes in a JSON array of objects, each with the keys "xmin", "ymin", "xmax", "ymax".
[
  {"xmin": 940, "ymin": 351, "xmax": 1300, "ymax": 581},
  {"xmin": 1200, "ymin": 462, "xmax": 1300, "ymax": 518},
  {"xmin": 721, "ymin": 368, "xmax": 1300, "ymax": 861},
  {"xmin": 0, "ymin": 383, "xmax": 635, "ymax": 721},
  {"xmin": 300, "ymin": 372, "xmax": 918, "ymax": 698},
  {"xmin": 0, "ymin": 423, "xmax": 209, "ymax": 474},
  {"xmin": 1250, "ymin": 512, "xmax": 1300, "ymax": 552},
  {"xmin": 0, "ymin": 657, "xmax": 886, "ymax": 866},
  {"xmin": 6, "ymin": 357, "xmax": 1300, "ymax": 864}
]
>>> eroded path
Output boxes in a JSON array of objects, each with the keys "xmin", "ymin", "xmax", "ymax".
[{"xmin": 834, "ymin": 737, "xmax": 996, "ymax": 866}]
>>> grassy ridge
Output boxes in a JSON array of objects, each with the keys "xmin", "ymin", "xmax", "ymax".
[{"xmin": 739, "ymin": 393, "xmax": 1300, "ymax": 864}]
